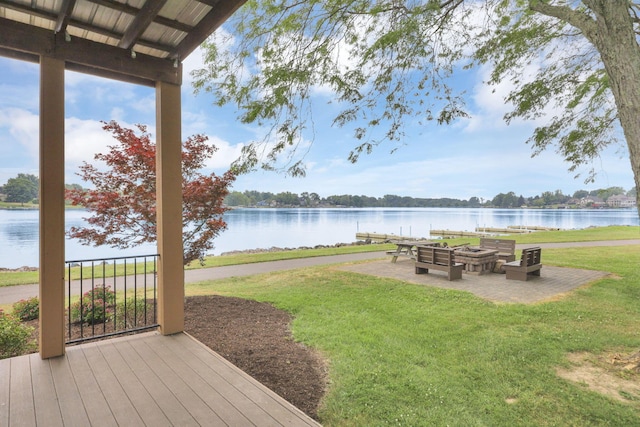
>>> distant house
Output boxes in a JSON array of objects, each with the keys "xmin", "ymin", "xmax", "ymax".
[
  {"xmin": 607, "ymin": 194, "xmax": 637, "ymax": 208},
  {"xmin": 579, "ymin": 196, "xmax": 605, "ymax": 208}
]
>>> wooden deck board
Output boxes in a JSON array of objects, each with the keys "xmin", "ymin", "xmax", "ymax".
[
  {"xmin": 0, "ymin": 332, "xmax": 321, "ymax": 426},
  {"xmin": 126, "ymin": 338, "xmax": 228, "ymax": 426},
  {"xmin": 29, "ymin": 353, "xmax": 64, "ymax": 427},
  {"xmin": 103, "ymin": 338, "xmax": 198, "ymax": 426},
  {"xmin": 48, "ymin": 352, "xmax": 93, "ymax": 426},
  {"xmin": 175, "ymin": 333, "xmax": 320, "ymax": 426},
  {"xmin": 81, "ymin": 341, "xmax": 152, "ymax": 426},
  {"xmin": 9, "ymin": 356, "xmax": 36, "ymax": 427},
  {"xmin": 0, "ymin": 358, "xmax": 11, "ymax": 426},
  {"xmin": 162, "ymin": 333, "xmax": 282, "ymax": 425},
  {"xmin": 142, "ymin": 334, "xmax": 255, "ymax": 426},
  {"xmin": 64, "ymin": 346, "xmax": 117, "ymax": 427}
]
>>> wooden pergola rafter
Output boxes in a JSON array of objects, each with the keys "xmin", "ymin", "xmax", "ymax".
[
  {"xmin": 0, "ymin": 0, "xmax": 246, "ymax": 358},
  {"xmin": 0, "ymin": 0, "xmax": 244, "ymax": 85}
]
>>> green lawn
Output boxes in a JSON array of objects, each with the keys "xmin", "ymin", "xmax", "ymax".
[{"xmin": 186, "ymin": 241, "xmax": 640, "ymax": 425}]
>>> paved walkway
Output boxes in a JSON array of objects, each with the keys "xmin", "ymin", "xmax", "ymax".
[
  {"xmin": 1, "ymin": 240, "xmax": 639, "ymax": 305},
  {"xmin": 0, "ymin": 252, "xmax": 387, "ymax": 305}
]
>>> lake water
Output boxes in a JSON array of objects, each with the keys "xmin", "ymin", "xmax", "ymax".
[{"xmin": 0, "ymin": 207, "xmax": 638, "ymax": 269}]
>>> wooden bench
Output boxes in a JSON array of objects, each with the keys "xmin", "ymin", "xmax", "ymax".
[
  {"xmin": 479, "ymin": 238, "xmax": 516, "ymax": 262},
  {"xmin": 503, "ymin": 247, "xmax": 542, "ymax": 281},
  {"xmin": 415, "ymin": 246, "xmax": 464, "ymax": 281}
]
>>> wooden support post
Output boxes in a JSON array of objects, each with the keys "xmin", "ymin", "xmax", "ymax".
[
  {"xmin": 39, "ymin": 56, "xmax": 66, "ymax": 358},
  {"xmin": 155, "ymin": 81, "xmax": 184, "ymax": 335}
]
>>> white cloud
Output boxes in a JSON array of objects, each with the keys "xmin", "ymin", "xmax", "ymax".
[
  {"xmin": 64, "ymin": 118, "xmax": 115, "ymax": 165},
  {"xmin": 203, "ymin": 135, "xmax": 244, "ymax": 170},
  {"xmin": 0, "ymin": 108, "xmax": 39, "ymax": 158},
  {"xmin": 182, "ymin": 28, "xmax": 246, "ymax": 89},
  {"xmin": 110, "ymin": 107, "xmax": 126, "ymax": 122},
  {"xmin": 0, "ymin": 167, "xmax": 38, "ymax": 186},
  {"xmin": 129, "ymin": 94, "xmax": 155, "ymax": 116},
  {"xmin": 182, "ymin": 46, "xmax": 207, "ymax": 87},
  {"xmin": 65, "ymin": 70, "xmax": 145, "ymax": 113}
]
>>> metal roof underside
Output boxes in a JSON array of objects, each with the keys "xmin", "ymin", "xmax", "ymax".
[{"xmin": 0, "ymin": 0, "xmax": 246, "ymax": 86}]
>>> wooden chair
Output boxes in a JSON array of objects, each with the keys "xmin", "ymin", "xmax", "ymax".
[
  {"xmin": 503, "ymin": 247, "xmax": 542, "ymax": 281},
  {"xmin": 479, "ymin": 238, "xmax": 516, "ymax": 262},
  {"xmin": 415, "ymin": 246, "xmax": 464, "ymax": 281}
]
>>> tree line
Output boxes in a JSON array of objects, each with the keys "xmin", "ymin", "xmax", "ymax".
[
  {"xmin": 0, "ymin": 173, "xmax": 82, "ymax": 205},
  {"xmin": 224, "ymin": 187, "xmax": 637, "ymax": 209},
  {"xmin": 2, "ymin": 173, "xmax": 635, "ymax": 210}
]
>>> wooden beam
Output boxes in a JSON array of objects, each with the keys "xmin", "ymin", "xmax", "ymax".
[
  {"xmin": 155, "ymin": 81, "xmax": 185, "ymax": 336},
  {"xmin": 85, "ymin": 0, "xmax": 194, "ymax": 32},
  {"xmin": 117, "ymin": 0, "xmax": 168, "ymax": 49},
  {"xmin": 69, "ymin": 19, "xmax": 175, "ymax": 55},
  {"xmin": 55, "ymin": 0, "xmax": 77, "ymax": 33},
  {"xmin": 0, "ymin": 0, "xmax": 193, "ymax": 33},
  {"xmin": 39, "ymin": 56, "xmax": 66, "ymax": 359},
  {"xmin": 65, "ymin": 62, "xmax": 161, "ymax": 88},
  {"xmin": 194, "ymin": 0, "xmax": 220, "ymax": 6},
  {"xmin": 0, "ymin": 0, "xmax": 175, "ymax": 54},
  {"xmin": 0, "ymin": 0, "xmax": 53, "ymax": 21},
  {"xmin": 169, "ymin": 0, "xmax": 246, "ymax": 60},
  {"xmin": 0, "ymin": 47, "xmax": 38, "ymax": 64},
  {"xmin": 0, "ymin": 17, "xmax": 181, "ymax": 85}
]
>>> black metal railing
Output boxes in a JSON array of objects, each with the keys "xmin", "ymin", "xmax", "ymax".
[{"xmin": 65, "ymin": 254, "xmax": 159, "ymax": 345}]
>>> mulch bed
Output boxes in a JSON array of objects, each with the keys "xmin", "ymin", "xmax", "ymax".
[{"xmin": 184, "ymin": 295, "xmax": 327, "ymax": 420}]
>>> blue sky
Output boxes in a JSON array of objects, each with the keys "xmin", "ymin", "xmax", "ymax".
[{"xmin": 0, "ymin": 48, "xmax": 634, "ymax": 201}]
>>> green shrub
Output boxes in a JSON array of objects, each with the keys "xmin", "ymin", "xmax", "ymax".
[
  {"xmin": 0, "ymin": 312, "xmax": 35, "ymax": 359},
  {"xmin": 12, "ymin": 296, "xmax": 39, "ymax": 321},
  {"xmin": 70, "ymin": 285, "xmax": 116, "ymax": 325},
  {"xmin": 114, "ymin": 297, "xmax": 154, "ymax": 329}
]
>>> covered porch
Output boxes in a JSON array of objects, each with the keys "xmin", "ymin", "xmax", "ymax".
[
  {"xmin": 0, "ymin": 332, "xmax": 320, "ymax": 426},
  {"xmin": 0, "ymin": 0, "xmax": 246, "ymax": 357}
]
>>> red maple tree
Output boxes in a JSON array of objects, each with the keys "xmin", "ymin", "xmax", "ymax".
[{"xmin": 66, "ymin": 120, "xmax": 236, "ymax": 265}]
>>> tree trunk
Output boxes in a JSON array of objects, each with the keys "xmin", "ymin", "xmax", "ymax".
[
  {"xmin": 532, "ymin": 0, "xmax": 640, "ymax": 216},
  {"xmin": 589, "ymin": 2, "xmax": 640, "ymax": 215}
]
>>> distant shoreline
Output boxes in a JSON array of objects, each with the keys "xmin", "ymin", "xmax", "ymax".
[{"xmin": 1, "ymin": 205, "xmax": 638, "ymax": 211}]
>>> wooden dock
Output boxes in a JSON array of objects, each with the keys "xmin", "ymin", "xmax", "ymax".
[
  {"xmin": 360, "ymin": 225, "xmax": 561, "ymax": 240},
  {"xmin": 507, "ymin": 225, "xmax": 561, "ymax": 231},
  {"xmin": 356, "ymin": 232, "xmax": 430, "ymax": 242},
  {"xmin": 429, "ymin": 230, "xmax": 489, "ymax": 238},
  {"xmin": 474, "ymin": 227, "xmax": 531, "ymax": 234}
]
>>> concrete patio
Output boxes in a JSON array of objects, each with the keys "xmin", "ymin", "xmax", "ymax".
[{"xmin": 339, "ymin": 258, "xmax": 609, "ymax": 304}]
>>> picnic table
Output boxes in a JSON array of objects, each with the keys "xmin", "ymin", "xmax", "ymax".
[{"xmin": 387, "ymin": 240, "xmax": 441, "ymax": 263}]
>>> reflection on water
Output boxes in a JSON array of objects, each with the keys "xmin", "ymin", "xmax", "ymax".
[
  {"xmin": 0, "ymin": 207, "xmax": 638, "ymax": 269},
  {"xmin": 0, "ymin": 209, "xmax": 156, "ymax": 269},
  {"xmin": 3, "ymin": 221, "xmax": 39, "ymax": 246}
]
